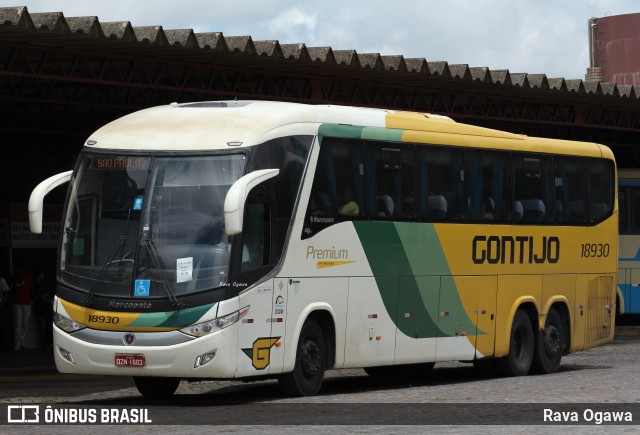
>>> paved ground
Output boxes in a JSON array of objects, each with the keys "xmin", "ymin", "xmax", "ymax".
[
  {"xmin": 3, "ymin": 326, "xmax": 640, "ymax": 402},
  {"xmin": 2, "ymin": 325, "xmax": 640, "ymax": 433}
]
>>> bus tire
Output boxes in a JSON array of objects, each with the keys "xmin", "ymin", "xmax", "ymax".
[
  {"xmin": 531, "ymin": 308, "xmax": 563, "ymax": 374},
  {"xmin": 278, "ymin": 318, "xmax": 325, "ymax": 396},
  {"xmin": 496, "ymin": 309, "xmax": 534, "ymax": 376},
  {"xmin": 133, "ymin": 376, "xmax": 180, "ymax": 399}
]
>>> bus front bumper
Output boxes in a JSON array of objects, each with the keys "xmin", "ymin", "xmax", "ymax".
[{"xmin": 52, "ymin": 324, "xmax": 238, "ymax": 379}]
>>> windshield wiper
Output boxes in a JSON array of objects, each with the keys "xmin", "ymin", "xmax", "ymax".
[
  {"xmin": 143, "ymin": 238, "xmax": 182, "ymax": 309},
  {"xmin": 84, "ymin": 235, "xmax": 128, "ymax": 307}
]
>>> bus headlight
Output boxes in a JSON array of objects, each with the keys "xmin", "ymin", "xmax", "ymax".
[
  {"xmin": 180, "ymin": 306, "xmax": 248, "ymax": 337},
  {"xmin": 54, "ymin": 313, "xmax": 86, "ymax": 333}
]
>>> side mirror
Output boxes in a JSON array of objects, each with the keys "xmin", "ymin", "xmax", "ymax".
[
  {"xmin": 224, "ymin": 169, "xmax": 279, "ymax": 236},
  {"xmin": 29, "ymin": 170, "xmax": 73, "ymax": 234}
]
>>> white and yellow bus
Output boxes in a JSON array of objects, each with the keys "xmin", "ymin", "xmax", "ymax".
[{"xmin": 29, "ymin": 101, "xmax": 617, "ymax": 397}]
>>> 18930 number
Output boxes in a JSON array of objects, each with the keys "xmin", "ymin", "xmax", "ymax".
[
  {"xmin": 580, "ymin": 243, "xmax": 610, "ymax": 258},
  {"xmin": 87, "ymin": 315, "xmax": 120, "ymax": 324}
]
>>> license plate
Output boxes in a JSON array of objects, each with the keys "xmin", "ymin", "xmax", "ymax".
[{"xmin": 115, "ymin": 354, "xmax": 145, "ymax": 367}]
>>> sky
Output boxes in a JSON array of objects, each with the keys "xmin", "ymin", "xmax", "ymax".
[{"xmin": 4, "ymin": 0, "xmax": 640, "ymax": 80}]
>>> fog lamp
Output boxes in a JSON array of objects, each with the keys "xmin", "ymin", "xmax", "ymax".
[
  {"xmin": 58, "ymin": 347, "xmax": 75, "ymax": 364},
  {"xmin": 194, "ymin": 351, "xmax": 216, "ymax": 368}
]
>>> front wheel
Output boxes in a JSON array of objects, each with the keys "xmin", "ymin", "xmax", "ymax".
[
  {"xmin": 531, "ymin": 308, "xmax": 564, "ymax": 374},
  {"xmin": 495, "ymin": 309, "xmax": 534, "ymax": 376},
  {"xmin": 279, "ymin": 318, "xmax": 325, "ymax": 396},
  {"xmin": 133, "ymin": 376, "xmax": 180, "ymax": 399}
]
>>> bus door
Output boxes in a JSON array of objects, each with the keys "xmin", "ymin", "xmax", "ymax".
[
  {"xmin": 237, "ymin": 279, "xmax": 275, "ymax": 377},
  {"xmin": 345, "ymin": 277, "xmax": 397, "ymax": 368},
  {"xmin": 236, "ymin": 199, "xmax": 281, "ymax": 376},
  {"xmin": 628, "ymin": 266, "xmax": 640, "ymax": 313},
  {"xmin": 436, "ymin": 276, "xmax": 496, "ymax": 361},
  {"xmin": 618, "ymin": 267, "xmax": 631, "ymax": 314}
]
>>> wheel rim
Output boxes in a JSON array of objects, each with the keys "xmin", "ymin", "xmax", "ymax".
[
  {"xmin": 300, "ymin": 338, "xmax": 322, "ymax": 379},
  {"xmin": 544, "ymin": 324, "xmax": 561, "ymax": 357}
]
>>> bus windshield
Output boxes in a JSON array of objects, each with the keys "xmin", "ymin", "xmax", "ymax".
[{"xmin": 60, "ymin": 152, "xmax": 246, "ymax": 299}]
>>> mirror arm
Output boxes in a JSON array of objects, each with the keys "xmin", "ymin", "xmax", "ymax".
[
  {"xmin": 224, "ymin": 169, "xmax": 279, "ymax": 235},
  {"xmin": 28, "ymin": 170, "xmax": 73, "ymax": 234}
]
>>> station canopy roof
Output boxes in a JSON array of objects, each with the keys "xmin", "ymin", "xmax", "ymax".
[{"xmin": 2, "ymin": 5, "xmax": 639, "ymax": 111}]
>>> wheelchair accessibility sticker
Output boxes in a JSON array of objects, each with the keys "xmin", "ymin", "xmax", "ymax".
[
  {"xmin": 134, "ymin": 279, "xmax": 150, "ymax": 297},
  {"xmin": 133, "ymin": 197, "xmax": 144, "ymax": 210}
]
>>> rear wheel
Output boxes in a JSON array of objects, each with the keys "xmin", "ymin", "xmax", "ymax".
[
  {"xmin": 279, "ymin": 318, "xmax": 325, "ymax": 396},
  {"xmin": 531, "ymin": 308, "xmax": 563, "ymax": 374},
  {"xmin": 133, "ymin": 376, "xmax": 180, "ymax": 399},
  {"xmin": 496, "ymin": 309, "xmax": 534, "ymax": 376}
]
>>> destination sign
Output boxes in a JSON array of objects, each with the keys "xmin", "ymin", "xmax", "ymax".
[{"xmin": 91, "ymin": 157, "xmax": 149, "ymax": 170}]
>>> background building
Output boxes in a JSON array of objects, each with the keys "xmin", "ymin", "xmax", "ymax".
[{"xmin": 587, "ymin": 12, "xmax": 640, "ymax": 85}]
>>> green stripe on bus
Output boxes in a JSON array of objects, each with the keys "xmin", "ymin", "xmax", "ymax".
[
  {"xmin": 127, "ymin": 311, "xmax": 172, "ymax": 327},
  {"xmin": 361, "ymin": 127, "xmax": 404, "ymax": 142},
  {"xmin": 353, "ymin": 221, "xmax": 441, "ymax": 338},
  {"xmin": 318, "ymin": 124, "xmax": 405, "ymax": 142},
  {"xmin": 318, "ymin": 124, "xmax": 365, "ymax": 140},
  {"xmin": 129, "ymin": 303, "xmax": 216, "ymax": 328},
  {"xmin": 353, "ymin": 221, "xmax": 480, "ymax": 338},
  {"xmin": 394, "ymin": 222, "xmax": 480, "ymax": 337}
]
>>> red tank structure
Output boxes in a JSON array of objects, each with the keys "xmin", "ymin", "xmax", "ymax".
[{"xmin": 587, "ymin": 13, "xmax": 640, "ymax": 85}]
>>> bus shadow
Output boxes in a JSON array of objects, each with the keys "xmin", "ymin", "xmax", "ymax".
[
  {"xmin": 616, "ymin": 315, "xmax": 640, "ymax": 326},
  {"xmin": 78, "ymin": 361, "xmax": 610, "ymax": 406},
  {"xmin": 556, "ymin": 363, "xmax": 610, "ymax": 372}
]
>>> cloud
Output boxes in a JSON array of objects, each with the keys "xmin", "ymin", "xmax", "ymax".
[{"xmin": 266, "ymin": 8, "xmax": 316, "ymax": 42}]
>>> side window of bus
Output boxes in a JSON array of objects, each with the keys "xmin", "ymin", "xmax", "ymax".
[
  {"xmin": 466, "ymin": 150, "xmax": 511, "ymax": 223},
  {"xmin": 251, "ymin": 135, "xmax": 313, "ymax": 259},
  {"xmin": 619, "ymin": 189, "xmax": 628, "ymax": 234},
  {"xmin": 513, "ymin": 155, "xmax": 553, "ymax": 224},
  {"xmin": 240, "ymin": 200, "xmax": 272, "ymax": 277},
  {"xmin": 251, "ymin": 136, "xmax": 312, "ymax": 218},
  {"xmin": 589, "ymin": 160, "xmax": 614, "ymax": 223},
  {"xmin": 366, "ymin": 143, "xmax": 417, "ymax": 220},
  {"xmin": 303, "ymin": 138, "xmax": 365, "ymax": 238},
  {"xmin": 631, "ymin": 190, "xmax": 640, "ymax": 232},
  {"xmin": 554, "ymin": 157, "xmax": 588, "ymax": 224},
  {"xmin": 417, "ymin": 146, "xmax": 466, "ymax": 221}
]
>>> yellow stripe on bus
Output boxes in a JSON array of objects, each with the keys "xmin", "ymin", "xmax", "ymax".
[
  {"xmin": 317, "ymin": 260, "xmax": 356, "ymax": 269},
  {"xmin": 59, "ymin": 299, "xmax": 175, "ymax": 332}
]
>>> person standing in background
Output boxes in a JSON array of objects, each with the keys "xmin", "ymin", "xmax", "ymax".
[
  {"xmin": 32, "ymin": 268, "xmax": 54, "ymax": 347},
  {"xmin": 0, "ymin": 274, "xmax": 8, "ymax": 305},
  {"xmin": 11, "ymin": 265, "xmax": 33, "ymax": 351},
  {"xmin": 0, "ymin": 274, "xmax": 10, "ymax": 350}
]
